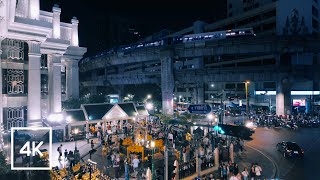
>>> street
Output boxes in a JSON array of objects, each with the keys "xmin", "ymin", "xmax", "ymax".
[{"xmin": 246, "ymin": 127, "xmax": 320, "ymax": 180}]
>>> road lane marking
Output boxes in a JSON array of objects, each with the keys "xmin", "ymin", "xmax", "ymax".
[{"xmin": 245, "ymin": 144, "xmax": 279, "ymax": 179}]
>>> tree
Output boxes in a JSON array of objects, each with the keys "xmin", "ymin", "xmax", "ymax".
[
  {"xmin": 62, "ymin": 97, "xmax": 84, "ymax": 109},
  {"xmin": 0, "ymin": 151, "xmax": 9, "ymax": 175}
]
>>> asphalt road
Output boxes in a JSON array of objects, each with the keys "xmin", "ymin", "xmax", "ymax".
[
  {"xmin": 222, "ymin": 115, "xmax": 320, "ymax": 180},
  {"xmin": 246, "ymin": 127, "xmax": 320, "ymax": 180}
]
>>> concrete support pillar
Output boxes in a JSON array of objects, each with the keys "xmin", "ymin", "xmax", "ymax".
[
  {"xmin": 248, "ymin": 82, "xmax": 255, "ymax": 107},
  {"xmin": 65, "ymin": 59, "xmax": 79, "ymax": 99},
  {"xmin": 197, "ymin": 84, "xmax": 204, "ymax": 104},
  {"xmin": 102, "ymin": 120, "xmax": 106, "ymax": 133},
  {"xmin": 86, "ymin": 122, "xmax": 89, "ymax": 132},
  {"xmin": 27, "ymin": 41, "xmax": 42, "ymax": 124},
  {"xmin": 71, "ymin": 17, "xmax": 79, "ymax": 46},
  {"xmin": 52, "ymin": 4, "xmax": 61, "ymax": 39},
  {"xmin": 305, "ymin": 97, "xmax": 311, "ymax": 114},
  {"xmin": 160, "ymin": 51, "xmax": 174, "ymax": 115},
  {"xmin": 214, "ymin": 147, "xmax": 219, "ymax": 166},
  {"xmin": 229, "ymin": 142, "xmax": 234, "ymax": 163},
  {"xmin": 68, "ymin": 125, "xmax": 71, "ymax": 137},
  {"xmin": 276, "ymin": 77, "xmax": 291, "ymax": 116},
  {"xmin": 118, "ymin": 85, "xmax": 124, "ymax": 102},
  {"xmin": 48, "ymin": 54, "xmax": 62, "ymax": 113},
  {"xmin": 28, "ymin": 0, "xmax": 40, "ymax": 20}
]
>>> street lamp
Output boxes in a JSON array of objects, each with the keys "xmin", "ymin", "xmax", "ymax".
[
  {"xmin": 74, "ymin": 128, "xmax": 79, "ymax": 149},
  {"xmin": 151, "ymin": 140, "xmax": 155, "ymax": 180},
  {"xmin": 244, "ymin": 81, "xmax": 250, "ymax": 116},
  {"xmin": 147, "ymin": 94, "xmax": 152, "ymax": 99}
]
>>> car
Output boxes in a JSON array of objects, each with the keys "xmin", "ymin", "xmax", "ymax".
[{"xmin": 276, "ymin": 141, "xmax": 304, "ymax": 158}]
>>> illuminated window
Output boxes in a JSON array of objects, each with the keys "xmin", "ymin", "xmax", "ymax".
[
  {"xmin": 3, "ymin": 39, "xmax": 25, "ymax": 61},
  {"xmin": 6, "ymin": 107, "xmax": 24, "ymax": 129},
  {"xmin": 7, "ymin": 69, "xmax": 24, "ymax": 94}
]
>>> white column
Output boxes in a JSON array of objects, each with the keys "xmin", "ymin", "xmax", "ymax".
[
  {"xmin": 0, "ymin": 38, "xmax": 3, "ymax": 129},
  {"xmin": 71, "ymin": 17, "xmax": 79, "ymax": 46},
  {"xmin": 28, "ymin": 0, "xmax": 40, "ymax": 20},
  {"xmin": 66, "ymin": 59, "xmax": 79, "ymax": 99},
  {"xmin": 48, "ymin": 54, "xmax": 62, "ymax": 113},
  {"xmin": 160, "ymin": 51, "xmax": 174, "ymax": 115},
  {"xmin": 276, "ymin": 77, "xmax": 291, "ymax": 116},
  {"xmin": 9, "ymin": 0, "xmax": 17, "ymax": 23},
  {"xmin": 27, "ymin": 41, "xmax": 41, "ymax": 122},
  {"xmin": 0, "ymin": 0, "xmax": 8, "ymax": 35},
  {"xmin": 52, "ymin": 4, "xmax": 61, "ymax": 39}
]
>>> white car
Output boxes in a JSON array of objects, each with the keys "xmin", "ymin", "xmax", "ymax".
[{"xmin": 245, "ymin": 121, "xmax": 258, "ymax": 129}]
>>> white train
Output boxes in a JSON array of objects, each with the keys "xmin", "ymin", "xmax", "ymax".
[
  {"xmin": 93, "ymin": 28, "xmax": 256, "ymax": 57},
  {"xmin": 177, "ymin": 28, "xmax": 256, "ymax": 43}
]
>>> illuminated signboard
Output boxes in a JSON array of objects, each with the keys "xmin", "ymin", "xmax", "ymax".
[{"xmin": 292, "ymin": 99, "xmax": 306, "ymax": 106}]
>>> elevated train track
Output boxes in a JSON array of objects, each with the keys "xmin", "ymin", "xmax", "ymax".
[{"xmin": 80, "ymin": 35, "xmax": 320, "ymax": 72}]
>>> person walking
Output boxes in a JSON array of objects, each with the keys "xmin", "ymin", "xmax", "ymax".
[
  {"xmin": 57, "ymin": 144, "xmax": 63, "ymax": 161},
  {"xmin": 91, "ymin": 139, "xmax": 94, "ymax": 150},
  {"xmin": 64, "ymin": 149, "xmax": 68, "ymax": 161}
]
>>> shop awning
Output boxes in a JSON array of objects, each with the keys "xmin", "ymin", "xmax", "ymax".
[{"xmin": 118, "ymin": 103, "xmax": 138, "ymax": 117}]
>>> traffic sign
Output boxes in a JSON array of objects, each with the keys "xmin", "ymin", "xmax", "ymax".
[{"xmin": 187, "ymin": 104, "xmax": 211, "ymax": 114}]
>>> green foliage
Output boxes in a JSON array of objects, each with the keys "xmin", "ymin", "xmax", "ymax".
[
  {"xmin": 157, "ymin": 114, "xmax": 174, "ymax": 124},
  {"xmin": 62, "ymin": 94, "xmax": 106, "ymax": 110},
  {"xmin": 0, "ymin": 151, "xmax": 9, "ymax": 175},
  {"xmin": 62, "ymin": 97, "xmax": 84, "ymax": 109}
]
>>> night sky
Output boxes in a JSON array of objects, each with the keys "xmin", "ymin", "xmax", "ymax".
[{"xmin": 40, "ymin": 0, "xmax": 225, "ymax": 57}]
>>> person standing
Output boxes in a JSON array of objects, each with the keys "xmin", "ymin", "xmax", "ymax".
[
  {"xmin": 229, "ymin": 172, "xmax": 237, "ymax": 180},
  {"xmin": 113, "ymin": 157, "xmax": 120, "ymax": 179},
  {"xmin": 254, "ymin": 163, "xmax": 262, "ymax": 180},
  {"xmin": 86, "ymin": 132, "xmax": 90, "ymax": 143},
  {"xmin": 241, "ymin": 167, "xmax": 249, "ymax": 180},
  {"xmin": 250, "ymin": 163, "xmax": 255, "ymax": 180},
  {"xmin": 132, "ymin": 155, "xmax": 140, "ymax": 177}
]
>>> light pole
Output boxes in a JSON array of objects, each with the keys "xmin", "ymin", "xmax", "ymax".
[
  {"xmin": 74, "ymin": 128, "xmax": 79, "ymax": 150},
  {"xmin": 151, "ymin": 140, "xmax": 155, "ymax": 180},
  {"xmin": 244, "ymin": 81, "xmax": 250, "ymax": 116}
]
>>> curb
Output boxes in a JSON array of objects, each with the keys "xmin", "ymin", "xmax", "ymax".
[{"xmin": 245, "ymin": 144, "xmax": 278, "ymax": 179}]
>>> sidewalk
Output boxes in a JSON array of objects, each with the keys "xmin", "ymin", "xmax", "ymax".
[{"xmin": 42, "ymin": 138, "xmax": 100, "ymax": 168}]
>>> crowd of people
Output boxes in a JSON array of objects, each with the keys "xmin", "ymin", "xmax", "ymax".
[{"xmin": 53, "ymin": 115, "xmax": 270, "ymax": 180}]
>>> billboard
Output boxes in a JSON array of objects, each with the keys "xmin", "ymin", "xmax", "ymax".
[{"xmin": 292, "ymin": 99, "xmax": 306, "ymax": 106}]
